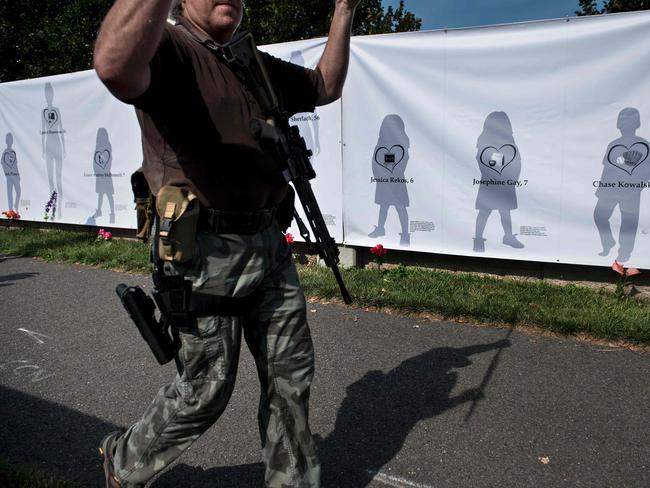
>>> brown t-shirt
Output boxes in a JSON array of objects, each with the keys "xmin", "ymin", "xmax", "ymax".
[{"xmin": 127, "ymin": 19, "xmax": 324, "ymax": 210}]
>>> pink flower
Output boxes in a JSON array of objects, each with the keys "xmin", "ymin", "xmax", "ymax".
[
  {"xmin": 612, "ymin": 260, "xmax": 641, "ymax": 277},
  {"xmin": 612, "ymin": 259, "xmax": 642, "ymax": 299},
  {"xmin": 96, "ymin": 228, "xmax": 112, "ymax": 241},
  {"xmin": 612, "ymin": 260, "xmax": 625, "ymax": 276},
  {"xmin": 285, "ymin": 232, "xmax": 294, "ymax": 245}
]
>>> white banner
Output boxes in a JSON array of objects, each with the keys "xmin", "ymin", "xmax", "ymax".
[
  {"xmin": 342, "ymin": 11, "xmax": 650, "ymax": 269},
  {"xmin": 0, "ymin": 70, "xmax": 142, "ymax": 228},
  {"xmin": 1, "ymin": 12, "xmax": 649, "ymax": 269}
]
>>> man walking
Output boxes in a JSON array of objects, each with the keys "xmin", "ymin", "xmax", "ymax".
[{"xmin": 93, "ymin": 0, "xmax": 360, "ymax": 486}]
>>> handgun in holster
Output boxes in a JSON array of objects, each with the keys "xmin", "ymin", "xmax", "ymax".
[
  {"xmin": 115, "ymin": 185, "xmax": 200, "ymax": 364},
  {"xmin": 115, "ymin": 283, "xmax": 180, "ymax": 365}
]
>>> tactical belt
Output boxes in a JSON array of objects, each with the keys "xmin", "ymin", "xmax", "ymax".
[
  {"xmin": 199, "ymin": 207, "xmax": 276, "ymax": 234},
  {"xmin": 154, "ymin": 274, "xmax": 258, "ymax": 324}
]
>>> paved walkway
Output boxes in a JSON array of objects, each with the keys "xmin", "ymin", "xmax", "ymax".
[{"xmin": 0, "ymin": 256, "xmax": 648, "ymax": 487}]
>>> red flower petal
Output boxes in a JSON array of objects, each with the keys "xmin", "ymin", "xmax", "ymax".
[{"xmin": 612, "ymin": 260, "xmax": 625, "ymax": 275}]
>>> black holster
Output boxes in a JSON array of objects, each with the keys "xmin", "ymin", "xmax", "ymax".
[
  {"xmin": 116, "ymin": 283, "xmax": 180, "ymax": 365},
  {"xmin": 152, "ymin": 274, "xmax": 195, "ymax": 330}
]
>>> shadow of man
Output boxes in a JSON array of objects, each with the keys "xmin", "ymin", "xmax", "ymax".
[
  {"xmin": 0, "ymin": 386, "xmax": 122, "ymax": 486},
  {"xmin": 317, "ymin": 338, "xmax": 511, "ymax": 487},
  {"xmin": 0, "ymin": 272, "xmax": 39, "ymax": 286},
  {"xmin": 155, "ymin": 338, "xmax": 510, "ymax": 487}
]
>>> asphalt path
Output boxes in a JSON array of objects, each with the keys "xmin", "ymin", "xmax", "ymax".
[{"xmin": 0, "ymin": 256, "xmax": 648, "ymax": 488}]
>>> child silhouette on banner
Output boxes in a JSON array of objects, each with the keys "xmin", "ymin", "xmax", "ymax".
[
  {"xmin": 473, "ymin": 111, "xmax": 524, "ymax": 252},
  {"xmin": 2, "ymin": 133, "xmax": 21, "ymax": 212},
  {"xmin": 92, "ymin": 128, "xmax": 115, "ymax": 224},
  {"xmin": 593, "ymin": 108, "xmax": 650, "ymax": 262},
  {"xmin": 368, "ymin": 114, "xmax": 411, "ymax": 246},
  {"xmin": 41, "ymin": 82, "xmax": 66, "ymax": 218}
]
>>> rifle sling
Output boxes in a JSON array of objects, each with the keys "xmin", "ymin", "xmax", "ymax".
[{"xmin": 174, "ymin": 21, "xmax": 241, "ymax": 76}]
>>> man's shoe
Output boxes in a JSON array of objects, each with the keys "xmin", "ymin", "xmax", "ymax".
[
  {"xmin": 99, "ymin": 431, "xmax": 123, "ymax": 487},
  {"xmin": 368, "ymin": 226, "xmax": 385, "ymax": 238}
]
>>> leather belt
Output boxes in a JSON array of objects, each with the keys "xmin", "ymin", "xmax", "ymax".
[{"xmin": 199, "ymin": 207, "xmax": 276, "ymax": 235}]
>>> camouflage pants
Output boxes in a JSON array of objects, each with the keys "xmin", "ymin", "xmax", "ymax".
[{"xmin": 112, "ymin": 223, "xmax": 321, "ymax": 487}]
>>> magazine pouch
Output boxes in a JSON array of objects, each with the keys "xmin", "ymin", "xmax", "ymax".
[{"xmin": 156, "ymin": 186, "xmax": 199, "ymax": 263}]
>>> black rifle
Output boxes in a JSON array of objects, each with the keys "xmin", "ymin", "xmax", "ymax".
[{"xmin": 220, "ymin": 32, "xmax": 352, "ymax": 304}]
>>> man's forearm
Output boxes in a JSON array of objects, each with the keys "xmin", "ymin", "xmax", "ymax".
[
  {"xmin": 316, "ymin": 0, "xmax": 359, "ymax": 105},
  {"xmin": 94, "ymin": 0, "xmax": 174, "ymax": 99}
]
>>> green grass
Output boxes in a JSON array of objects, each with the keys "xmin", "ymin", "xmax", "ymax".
[
  {"xmin": 1, "ymin": 227, "xmax": 649, "ymax": 345},
  {"xmin": 0, "ymin": 227, "xmax": 151, "ymax": 273},
  {"xmin": 301, "ymin": 264, "xmax": 650, "ymax": 344},
  {"xmin": 0, "ymin": 457, "xmax": 80, "ymax": 488}
]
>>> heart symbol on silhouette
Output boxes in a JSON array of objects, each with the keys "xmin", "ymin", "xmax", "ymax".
[
  {"xmin": 94, "ymin": 150, "xmax": 111, "ymax": 169},
  {"xmin": 607, "ymin": 142, "xmax": 649, "ymax": 175},
  {"xmin": 374, "ymin": 145, "xmax": 405, "ymax": 173},
  {"xmin": 3, "ymin": 150, "xmax": 16, "ymax": 168},
  {"xmin": 43, "ymin": 109, "xmax": 58, "ymax": 127},
  {"xmin": 479, "ymin": 144, "xmax": 517, "ymax": 174}
]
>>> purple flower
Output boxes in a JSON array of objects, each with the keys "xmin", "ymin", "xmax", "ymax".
[{"xmin": 44, "ymin": 191, "xmax": 58, "ymax": 220}]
